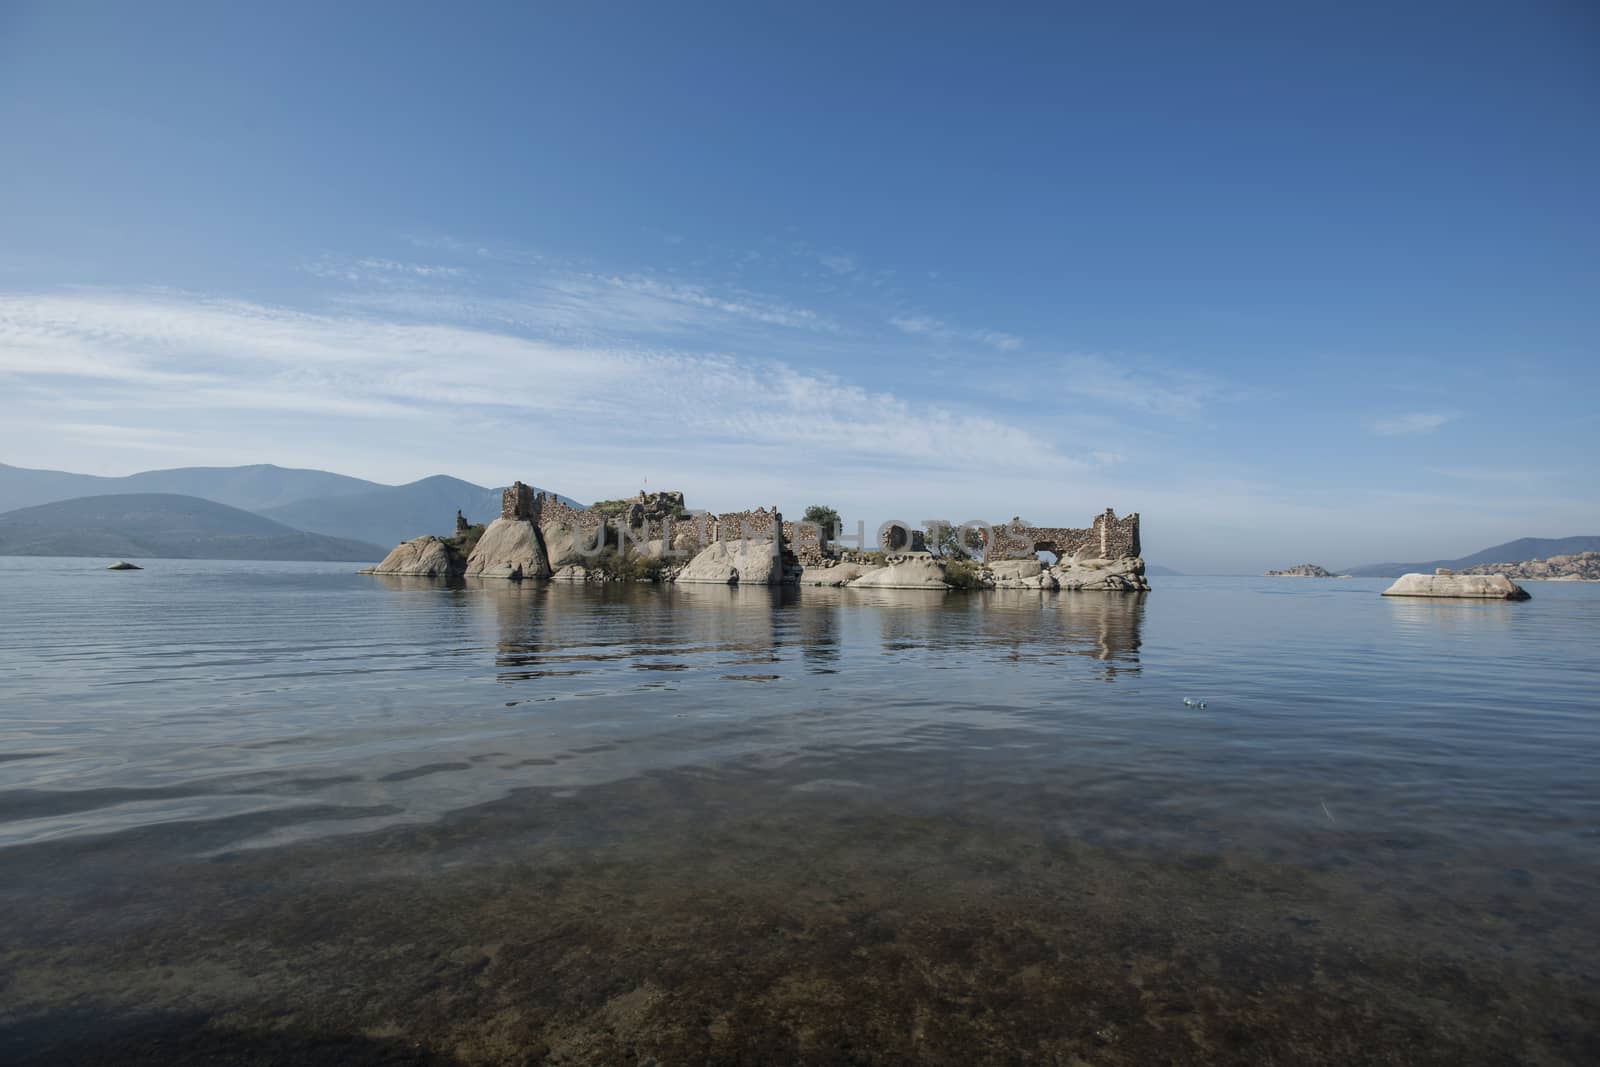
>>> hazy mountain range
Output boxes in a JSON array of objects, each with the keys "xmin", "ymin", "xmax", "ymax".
[
  {"xmin": 1, "ymin": 462, "xmax": 1593, "ymax": 572},
  {"xmin": 0, "ymin": 462, "xmax": 381, "ymax": 513},
  {"xmin": 0, "ymin": 462, "xmax": 577, "ymax": 554},
  {"xmin": 0, "ymin": 494, "xmax": 387, "ymax": 561},
  {"xmin": 258, "ymin": 476, "xmax": 510, "ymax": 548},
  {"xmin": 1342, "ymin": 537, "xmax": 1600, "ymax": 578}
]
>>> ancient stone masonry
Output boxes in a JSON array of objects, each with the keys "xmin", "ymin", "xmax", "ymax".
[
  {"xmin": 878, "ymin": 522, "xmax": 929, "ymax": 555},
  {"xmin": 501, "ymin": 481, "xmax": 538, "ymax": 521},
  {"xmin": 984, "ymin": 509, "xmax": 1140, "ymax": 563},
  {"xmin": 1095, "ymin": 508, "xmax": 1141, "ymax": 560},
  {"xmin": 451, "ymin": 483, "xmax": 1142, "ymax": 587},
  {"xmin": 709, "ymin": 506, "xmax": 783, "ymax": 544},
  {"xmin": 510, "ymin": 483, "xmax": 785, "ymax": 557},
  {"xmin": 781, "ymin": 521, "xmax": 829, "ymax": 567}
]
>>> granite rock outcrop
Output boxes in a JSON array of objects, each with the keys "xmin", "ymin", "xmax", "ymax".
[
  {"xmin": 362, "ymin": 535, "xmax": 460, "ymax": 578},
  {"xmin": 1460, "ymin": 551, "xmax": 1600, "ymax": 582},
  {"xmin": 1381, "ymin": 572, "xmax": 1531, "ymax": 600},
  {"xmin": 847, "ymin": 557, "xmax": 950, "ymax": 590},
  {"xmin": 464, "ymin": 518, "xmax": 552, "ymax": 580}
]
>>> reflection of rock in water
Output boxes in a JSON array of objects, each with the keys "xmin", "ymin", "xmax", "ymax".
[
  {"xmin": 950, "ymin": 590, "xmax": 1144, "ymax": 679},
  {"xmin": 787, "ymin": 590, "xmax": 841, "ymax": 670},
  {"xmin": 1385, "ymin": 597, "xmax": 1519, "ymax": 637},
  {"xmin": 1058, "ymin": 590, "xmax": 1144, "ymax": 671},
  {"xmin": 486, "ymin": 583, "xmax": 789, "ymax": 683},
  {"xmin": 366, "ymin": 573, "xmax": 465, "ymax": 594}
]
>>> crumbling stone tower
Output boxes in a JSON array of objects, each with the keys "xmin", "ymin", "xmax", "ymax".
[{"xmin": 500, "ymin": 481, "xmax": 542, "ymax": 523}]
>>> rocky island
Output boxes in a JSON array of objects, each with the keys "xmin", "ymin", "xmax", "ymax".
[
  {"xmin": 1458, "ymin": 551, "xmax": 1600, "ymax": 582},
  {"xmin": 364, "ymin": 483, "xmax": 1150, "ymax": 592},
  {"xmin": 1265, "ymin": 563, "xmax": 1342, "ymax": 578}
]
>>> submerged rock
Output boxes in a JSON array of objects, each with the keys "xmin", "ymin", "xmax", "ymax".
[
  {"xmin": 106, "ymin": 560, "xmax": 142, "ymax": 571},
  {"xmin": 463, "ymin": 518, "xmax": 552, "ymax": 580},
  {"xmin": 361, "ymin": 536, "xmax": 458, "ymax": 578},
  {"xmin": 1381, "ymin": 573, "xmax": 1531, "ymax": 600}
]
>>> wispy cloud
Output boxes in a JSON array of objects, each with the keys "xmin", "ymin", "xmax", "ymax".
[
  {"xmin": 1426, "ymin": 466, "xmax": 1541, "ymax": 483},
  {"xmin": 596, "ymin": 275, "xmax": 835, "ymax": 332},
  {"xmin": 0, "ymin": 289, "xmax": 1082, "ymax": 503},
  {"xmin": 1052, "ymin": 354, "xmax": 1231, "ymax": 417},
  {"xmin": 55, "ymin": 422, "xmax": 192, "ymax": 453},
  {"xmin": 889, "ymin": 314, "xmax": 1022, "ymax": 351},
  {"xmin": 303, "ymin": 256, "xmax": 465, "ymax": 283},
  {"xmin": 1369, "ymin": 411, "xmax": 1458, "ymax": 436}
]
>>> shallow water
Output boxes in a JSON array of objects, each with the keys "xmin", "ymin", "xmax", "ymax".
[{"xmin": 1, "ymin": 558, "xmax": 1596, "ymax": 1063}]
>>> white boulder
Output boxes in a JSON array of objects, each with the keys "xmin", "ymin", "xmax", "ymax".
[
  {"xmin": 1051, "ymin": 556, "xmax": 1149, "ymax": 592},
  {"xmin": 1381, "ymin": 573, "xmax": 1530, "ymax": 600},
  {"xmin": 464, "ymin": 518, "xmax": 551, "ymax": 580},
  {"xmin": 848, "ymin": 557, "xmax": 949, "ymax": 590},
  {"xmin": 677, "ymin": 539, "xmax": 783, "ymax": 585},
  {"xmin": 362, "ymin": 536, "xmax": 458, "ymax": 578},
  {"xmin": 988, "ymin": 559, "xmax": 1059, "ymax": 590},
  {"xmin": 539, "ymin": 522, "xmax": 598, "ymax": 569}
]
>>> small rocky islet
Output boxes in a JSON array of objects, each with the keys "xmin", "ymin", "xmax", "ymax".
[
  {"xmin": 363, "ymin": 483, "xmax": 1150, "ymax": 592},
  {"xmin": 1264, "ymin": 562, "xmax": 1345, "ymax": 578}
]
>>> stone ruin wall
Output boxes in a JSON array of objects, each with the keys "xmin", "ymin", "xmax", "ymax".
[
  {"xmin": 501, "ymin": 482, "xmax": 784, "ymax": 556},
  {"xmin": 1094, "ymin": 508, "xmax": 1141, "ymax": 560},
  {"xmin": 984, "ymin": 509, "xmax": 1140, "ymax": 563},
  {"xmin": 501, "ymin": 482, "xmax": 537, "ymax": 521},
  {"xmin": 787, "ymin": 510, "xmax": 1139, "ymax": 567},
  {"xmin": 500, "ymin": 482, "xmax": 1135, "ymax": 569},
  {"xmin": 781, "ymin": 522, "xmax": 828, "ymax": 567}
]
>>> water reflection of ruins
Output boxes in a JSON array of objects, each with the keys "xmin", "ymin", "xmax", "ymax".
[
  {"xmin": 483, "ymin": 581, "xmax": 794, "ymax": 685},
  {"xmin": 855, "ymin": 588, "xmax": 1144, "ymax": 680},
  {"xmin": 1051, "ymin": 592, "xmax": 1144, "ymax": 673},
  {"xmin": 414, "ymin": 579, "xmax": 1140, "ymax": 688}
]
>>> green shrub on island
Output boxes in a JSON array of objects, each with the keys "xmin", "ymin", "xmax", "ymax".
[
  {"xmin": 927, "ymin": 522, "xmax": 979, "ymax": 560},
  {"xmin": 591, "ymin": 497, "xmax": 689, "ymax": 521},
  {"xmin": 445, "ymin": 523, "xmax": 486, "ymax": 558},
  {"xmin": 942, "ymin": 558, "xmax": 987, "ymax": 590},
  {"xmin": 586, "ymin": 547, "xmax": 668, "ymax": 582}
]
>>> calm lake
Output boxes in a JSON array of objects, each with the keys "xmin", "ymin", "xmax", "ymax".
[{"xmin": 1, "ymin": 558, "xmax": 1596, "ymax": 1064}]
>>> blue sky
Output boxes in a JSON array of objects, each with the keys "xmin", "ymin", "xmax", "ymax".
[{"xmin": 1, "ymin": 2, "xmax": 1595, "ymax": 571}]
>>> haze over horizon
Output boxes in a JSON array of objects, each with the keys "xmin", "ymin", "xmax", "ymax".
[{"xmin": 2, "ymin": 3, "xmax": 1596, "ymax": 573}]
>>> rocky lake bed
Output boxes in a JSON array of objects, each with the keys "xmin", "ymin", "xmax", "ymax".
[{"xmin": 1, "ymin": 560, "xmax": 1596, "ymax": 1063}]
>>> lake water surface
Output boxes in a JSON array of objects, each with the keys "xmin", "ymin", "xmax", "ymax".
[{"xmin": 1, "ymin": 558, "xmax": 1596, "ymax": 1063}]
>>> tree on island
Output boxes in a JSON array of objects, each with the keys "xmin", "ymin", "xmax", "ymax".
[
  {"xmin": 926, "ymin": 521, "xmax": 980, "ymax": 560},
  {"xmin": 802, "ymin": 504, "xmax": 841, "ymax": 532}
]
